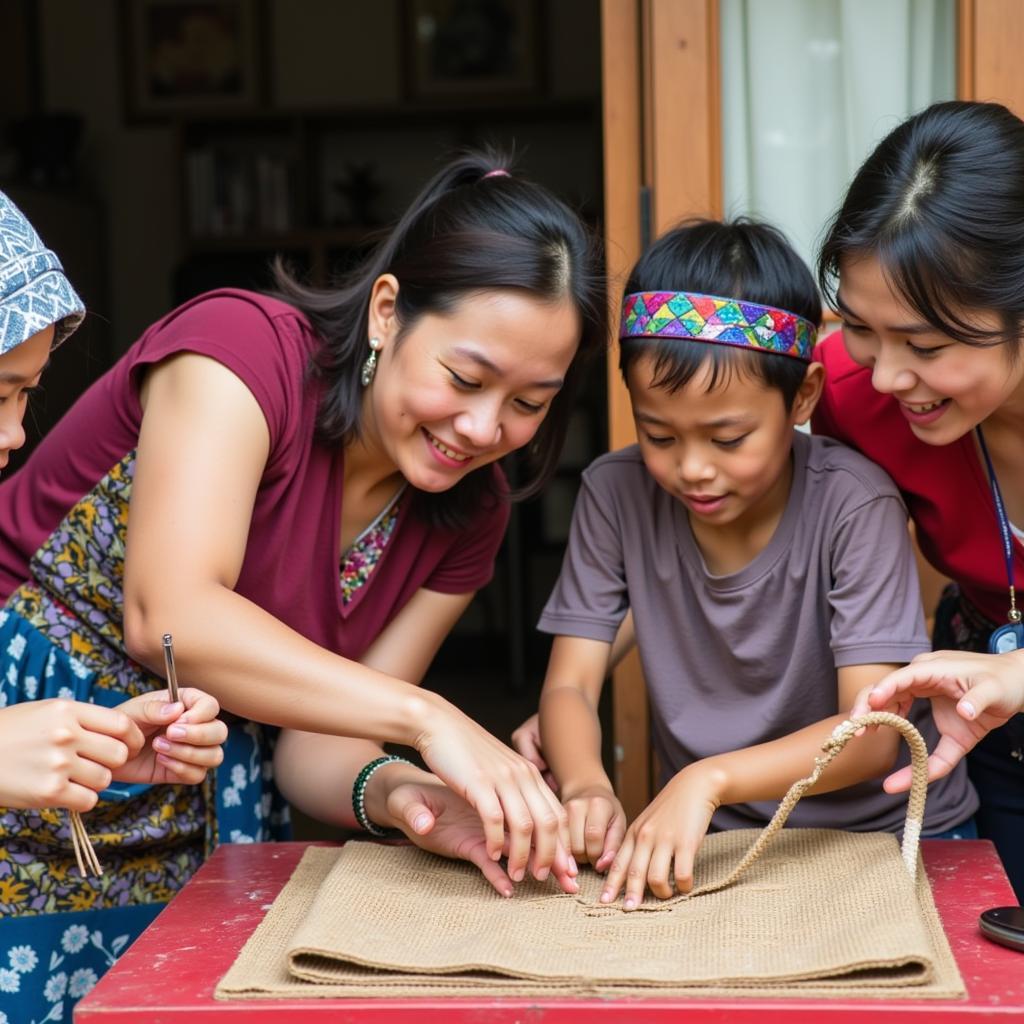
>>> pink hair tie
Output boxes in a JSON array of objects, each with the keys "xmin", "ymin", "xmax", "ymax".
[{"xmin": 483, "ymin": 169, "xmax": 510, "ymax": 179}]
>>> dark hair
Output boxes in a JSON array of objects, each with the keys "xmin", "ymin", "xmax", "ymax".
[
  {"xmin": 619, "ymin": 219, "xmax": 819, "ymax": 410},
  {"xmin": 274, "ymin": 149, "xmax": 606, "ymax": 529},
  {"xmin": 819, "ymin": 101, "xmax": 1024, "ymax": 351}
]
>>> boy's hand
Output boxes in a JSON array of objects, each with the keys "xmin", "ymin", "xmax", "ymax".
[
  {"xmin": 384, "ymin": 776, "xmax": 579, "ymax": 897},
  {"xmin": 510, "ymin": 712, "xmax": 559, "ymax": 794},
  {"xmin": 600, "ymin": 762, "xmax": 724, "ymax": 910},
  {"xmin": 851, "ymin": 650, "xmax": 1024, "ymax": 791},
  {"xmin": 561, "ymin": 782, "xmax": 626, "ymax": 871},
  {"xmin": 113, "ymin": 687, "xmax": 226, "ymax": 786}
]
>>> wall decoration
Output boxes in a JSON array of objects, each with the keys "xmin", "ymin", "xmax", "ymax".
[
  {"xmin": 121, "ymin": 0, "xmax": 263, "ymax": 120},
  {"xmin": 403, "ymin": 0, "xmax": 541, "ymax": 100}
]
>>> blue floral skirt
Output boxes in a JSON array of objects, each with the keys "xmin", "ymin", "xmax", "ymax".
[{"xmin": 0, "ymin": 604, "xmax": 290, "ymax": 1022}]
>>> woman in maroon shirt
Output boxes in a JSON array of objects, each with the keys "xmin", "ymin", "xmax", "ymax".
[{"xmin": 0, "ymin": 151, "xmax": 605, "ymax": 1018}]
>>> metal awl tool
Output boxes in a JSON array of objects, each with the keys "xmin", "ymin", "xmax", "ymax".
[{"xmin": 162, "ymin": 633, "xmax": 180, "ymax": 702}]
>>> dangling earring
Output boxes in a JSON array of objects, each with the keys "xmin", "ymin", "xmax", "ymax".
[{"xmin": 361, "ymin": 337, "xmax": 381, "ymax": 387}]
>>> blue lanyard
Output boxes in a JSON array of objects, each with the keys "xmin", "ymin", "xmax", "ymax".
[{"xmin": 976, "ymin": 425, "xmax": 1022, "ymax": 624}]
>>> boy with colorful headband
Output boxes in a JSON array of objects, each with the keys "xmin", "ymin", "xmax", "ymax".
[{"xmin": 536, "ymin": 220, "xmax": 977, "ymax": 909}]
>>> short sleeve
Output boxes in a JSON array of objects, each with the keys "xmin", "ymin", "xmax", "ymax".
[
  {"xmin": 422, "ymin": 484, "xmax": 511, "ymax": 595},
  {"xmin": 124, "ymin": 291, "xmax": 309, "ymax": 464},
  {"xmin": 537, "ymin": 471, "xmax": 629, "ymax": 642},
  {"xmin": 828, "ymin": 493, "xmax": 930, "ymax": 666}
]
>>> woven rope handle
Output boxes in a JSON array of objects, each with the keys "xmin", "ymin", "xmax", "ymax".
[{"xmin": 679, "ymin": 711, "xmax": 929, "ymax": 903}]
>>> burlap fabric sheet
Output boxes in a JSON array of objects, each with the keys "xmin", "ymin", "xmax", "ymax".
[{"xmin": 216, "ymin": 829, "xmax": 963, "ymax": 1001}]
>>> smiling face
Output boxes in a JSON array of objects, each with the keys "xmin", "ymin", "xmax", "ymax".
[
  {"xmin": 360, "ymin": 280, "xmax": 581, "ymax": 493},
  {"xmin": 626, "ymin": 350, "xmax": 821, "ymax": 536},
  {"xmin": 0, "ymin": 325, "xmax": 52, "ymax": 472},
  {"xmin": 837, "ymin": 254, "xmax": 1024, "ymax": 445}
]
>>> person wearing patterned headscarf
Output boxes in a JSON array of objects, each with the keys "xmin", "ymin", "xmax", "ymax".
[{"xmin": 0, "ymin": 191, "xmax": 227, "ymax": 1020}]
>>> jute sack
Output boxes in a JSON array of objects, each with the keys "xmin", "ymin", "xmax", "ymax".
[{"xmin": 216, "ymin": 713, "xmax": 965, "ymax": 1000}]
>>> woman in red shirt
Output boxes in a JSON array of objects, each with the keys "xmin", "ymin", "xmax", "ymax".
[{"xmin": 813, "ymin": 101, "xmax": 1024, "ymax": 898}]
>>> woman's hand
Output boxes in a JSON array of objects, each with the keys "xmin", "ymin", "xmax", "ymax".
[
  {"xmin": 510, "ymin": 711, "xmax": 558, "ymax": 793},
  {"xmin": 382, "ymin": 778, "xmax": 521, "ymax": 897},
  {"xmin": 851, "ymin": 649, "xmax": 1024, "ymax": 791},
  {"xmin": 413, "ymin": 701, "xmax": 575, "ymax": 888},
  {"xmin": 0, "ymin": 699, "xmax": 144, "ymax": 811},
  {"xmin": 112, "ymin": 687, "xmax": 227, "ymax": 786},
  {"xmin": 561, "ymin": 782, "xmax": 626, "ymax": 872},
  {"xmin": 600, "ymin": 762, "xmax": 724, "ymax": 910}
]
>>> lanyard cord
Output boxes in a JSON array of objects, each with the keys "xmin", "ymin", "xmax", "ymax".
[{"xmin": 975, "ymin": 425, "xmax": 1022, "ymax": 624}]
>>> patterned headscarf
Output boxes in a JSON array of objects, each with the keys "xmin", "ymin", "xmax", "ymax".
[{"xmin": 0, "ymin": 190, "xmax": 85, "ymax": 355}]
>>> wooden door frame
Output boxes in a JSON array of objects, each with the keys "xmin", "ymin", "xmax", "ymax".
[
  {"xmin": 601, "ymin": 0, "xmax": 721, "ymax": 819},
  {"xmin": 959, "ymin": 0, "xmax": 1024, "ymax": 114}
]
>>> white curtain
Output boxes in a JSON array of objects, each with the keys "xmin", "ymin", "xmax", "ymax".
[{"xmin": 721, "ymin": 0, "xmax": 955, "ymax": 271}]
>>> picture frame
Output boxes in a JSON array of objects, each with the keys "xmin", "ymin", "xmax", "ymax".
[
  {"xmin": 120, "ymin": 0, "xmax": 264, "ymax": 121},
  {"xmin": 402, "ymin": 0, "xmax": 543, "ymax": 101}
]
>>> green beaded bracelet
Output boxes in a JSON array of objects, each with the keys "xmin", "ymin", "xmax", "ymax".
[{"xmin": 351, "ymin": 754, "xmax": 412, "ymax": 836}]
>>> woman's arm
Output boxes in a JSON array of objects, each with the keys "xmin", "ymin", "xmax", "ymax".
[
  {"xmin": 274, "ymin": 587, "xmax": 473, "ymax": 829},
  {"xmin": 123, "ymin": 352, "xmax": 567, "ymax": 867},
  {"xmin": 275, "ymin": 588, "xmax": 577, "ymax": 890}
]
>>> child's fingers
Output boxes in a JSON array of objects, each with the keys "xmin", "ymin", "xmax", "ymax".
[
  {"xmin": 674, "ymin": 842, "xmax": 696, "ymax": 895},
  {"xmin": 584, "ymin": 800, "xmax": 613, "ymax": 866},
  {"xmin": 646, "ymin": 843, "xmax": 675, "ymax": 900},
  {"xmin": 622, "ymin": 840, "xmax": 652, "ymax": 910},
  {"xmin": 601, "ymin": 833, "xmax": 635, "ymax": 904},
  {"xmin": 566, "ymin": 803, "xmax": 588, "ymax": 862},
  {"xmin": 595, "ymin": 810, "xmax": 627, "ymax": 873}
]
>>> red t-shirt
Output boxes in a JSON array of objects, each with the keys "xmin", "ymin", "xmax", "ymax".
[
  {"xmin": 813, "ymin": 331, "xmax": 1018, "ymax": 625},
  {"xmin": 0, "ymin": 290, "xmax": 509, "ymax": 659}
]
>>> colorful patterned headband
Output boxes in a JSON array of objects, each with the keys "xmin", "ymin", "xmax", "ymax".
[{"xmin": 620, "ymin": 291, "xmax": 817, "ymax": 362}]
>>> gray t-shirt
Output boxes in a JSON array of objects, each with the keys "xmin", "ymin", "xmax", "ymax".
[{"xmin": 539, "ymin": 431, "xmax": 977, "ymax": 834}]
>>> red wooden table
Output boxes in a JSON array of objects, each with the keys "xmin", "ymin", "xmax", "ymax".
[{"xmin": 76, "ymin": 839, "xmax": 1024, "ymax": 1023}]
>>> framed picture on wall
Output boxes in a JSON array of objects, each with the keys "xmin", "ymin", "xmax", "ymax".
[
  {"xmin": 120, "ymin": 0, "xmax": 264, "ymax": 121},
  {"xmin": 403, "ymin": 0, "xmax": 543, "ymax": 101}
]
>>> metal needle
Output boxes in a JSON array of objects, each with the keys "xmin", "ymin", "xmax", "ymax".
[{"xmin": 162, "ymin": 633, "xmax": 180, "ymax": 703}]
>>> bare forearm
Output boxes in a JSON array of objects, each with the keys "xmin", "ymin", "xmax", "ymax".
[
  {"xmin": 539, "ymin": 686, "xmax": 611, "ymax": 796},
  {"xmin": 274, "ymin": 731, "xmax": 427, "ymax": 829},
  {"xmin": 700, "ymin": 713, "xmax": 899, "ymax": 805},
  {"xmin": 125, "ymin": 582, "xmax": 442, "ymax": 746}
]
